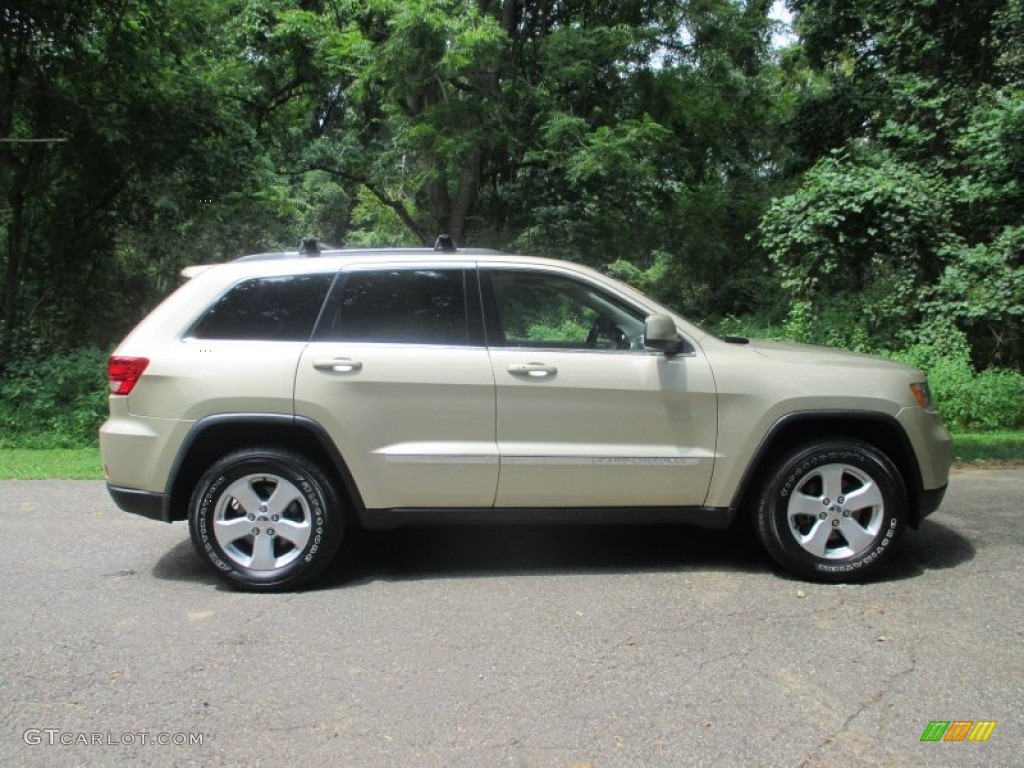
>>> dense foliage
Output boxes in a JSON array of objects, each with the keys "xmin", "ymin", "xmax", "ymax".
[
  {"xmin": 1, "ymin": 0, "xmax": 1022, "ymax": 446},
  {"xmin": 763, "ymin": 0, "xmax": 1024, "ymax": 368},
  {"xmin": 0, "ymin": 346, "xmax": 108, "ymax": 447}
]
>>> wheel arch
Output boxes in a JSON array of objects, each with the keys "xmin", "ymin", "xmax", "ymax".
[
  {"xmin": 164, "ymin": 414, "xmax": 364, "ymax": 522},
  {"xmin": 729, "ymin": 411, "xmax": 928, "ymax": 528}
]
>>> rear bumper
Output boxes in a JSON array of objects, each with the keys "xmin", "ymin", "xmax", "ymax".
[{"xmin": 106, "ymin": 484, "xmax": 171, "ymax": 523}]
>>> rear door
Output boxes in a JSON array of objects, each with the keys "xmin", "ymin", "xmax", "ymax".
[{"xmin": 294, "ymin": 264, "xmax": 497, "ymax": 510}]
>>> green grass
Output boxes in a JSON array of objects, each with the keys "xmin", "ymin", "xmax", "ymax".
[
  {"xmin": 950, "ymin": 430, "xmax": 1024, "ymax": 464},
  {"xmin": 0, "ymin": 448, "xmax": 104, "ymax": 479},
  {"xmin": 0, "ymin": 431, "xmax": 1022, "ymax": 480}
]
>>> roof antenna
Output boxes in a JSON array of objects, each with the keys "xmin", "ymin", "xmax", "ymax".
[
  {"xmin": 299, "ymin": 238, "xmax": 321, "ymax": 256},
  {"xmin": 433, "ymin": 234, "xmax": 457, "ymax": 253}
]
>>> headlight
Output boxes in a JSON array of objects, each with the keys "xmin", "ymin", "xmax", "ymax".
[{"xmin": 910, "ymin": 382, "xmax": 933, "ymax": 409}]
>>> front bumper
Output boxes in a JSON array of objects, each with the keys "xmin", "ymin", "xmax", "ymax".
[{"xmin": 912, "ymin": 482, "xmax": 948, "ymax": 528}]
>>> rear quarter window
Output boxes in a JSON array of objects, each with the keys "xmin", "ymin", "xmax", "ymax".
[{"xmin": 187, "ymin": 273, "xmax": 335, "ymax": 341}]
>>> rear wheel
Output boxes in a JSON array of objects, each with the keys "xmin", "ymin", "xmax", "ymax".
[
  {"xmin": 188, "ymin": 448, "xmax": 344, "ymax": 591},
  {"xmin": 754, "ymin": 440, "xmax": 906, "ymax": 581}
]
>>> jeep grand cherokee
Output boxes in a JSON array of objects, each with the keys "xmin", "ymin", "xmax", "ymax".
[{"xmin": 100, "ymin": 240, "xmax": 951, "ymax": 590}]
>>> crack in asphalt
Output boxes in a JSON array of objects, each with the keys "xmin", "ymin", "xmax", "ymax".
[{"xmin": 796, "ymin": 650, "xmax": 917, "ymax": 768}]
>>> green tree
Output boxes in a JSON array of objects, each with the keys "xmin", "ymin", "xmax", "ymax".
[
  {"xmin": 254, "ymin": 0, "xmax": 783, "ymax": 318},
  {"xmin": 760, "ymin": 149, "xmax": 958, "ymax": 347},
  {"xmin": 2, "ymin": 0, "xmax": 789, "ymax": 359},
  {"xmin": 762, "ymin": 0, "xmax": 1024, "ymax": 367},
  {"xmin": 0, "ymin": 0, "xmax": 298, "ymax": 358}
]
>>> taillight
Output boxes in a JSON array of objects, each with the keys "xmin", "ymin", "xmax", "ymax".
[{"xmin": 108, "ymin": 356, "xmax": 149, "ymax": 395}]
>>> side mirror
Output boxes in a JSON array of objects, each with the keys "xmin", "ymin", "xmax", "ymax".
[{"xmin": 644, "ymin": 314, "xmax": 683, "ymax": 356}]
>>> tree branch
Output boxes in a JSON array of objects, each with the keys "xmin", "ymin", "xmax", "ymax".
[{"xmin": 282, "ymin": 164, "xmax": 430, "ymax": 245}]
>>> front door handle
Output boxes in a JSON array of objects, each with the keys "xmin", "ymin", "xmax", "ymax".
[
  {"xmin": 507, "ymin": 362, "xmax": 557, "ymax": 377},
  {"xmin": 313, "ymin": 357, "xmax": 363, "ymax": 373}
]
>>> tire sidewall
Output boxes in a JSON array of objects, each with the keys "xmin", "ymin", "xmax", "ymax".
[
  {"xmin": 189, "ymin": 450, "xmax": 341, "ymax": 589},
  {"xmin": 759, "ymin": 442, "xmax": 906, "ymax": 580}
]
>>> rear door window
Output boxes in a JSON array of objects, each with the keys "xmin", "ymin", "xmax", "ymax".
[{"xmin": 314, "ymin": 268, "xmax": 479, "ymax": 345}]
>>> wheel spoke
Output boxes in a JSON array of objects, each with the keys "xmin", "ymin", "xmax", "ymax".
[
  {"xmin": 224, "ymin": 478, "xmax": 264, "ymax": 516},
  {"xmin": 248, "ymin": 533, "xmax": 277, "ymax": 570},
  {"xmin": 838, "ymin": 517, "xmax": 876, "ymax": 553},
  {"xmin": 214, "ymin": 516, "xmax": 253, "ymax": 544},
  {"xmin": 819, "ymin": 465, "xmax": 846, "ymax": 504},
  {"xmin": 266, "ymin": 482, "xmax": 303, "ymax": 518},
  {"xmin": 272, "ymin": 518, "xmax": 311, "ymax": 549},
  {"xmin": 798, "ymin": 519, "xmax": 834, "ymax": 557},
  {"xmin": 844, "ymin": 480, "xmax": 884, "ymax": 512},
  {"xmin": 788, "ymin": 491, "xmax": 824, "ymax": 521}
]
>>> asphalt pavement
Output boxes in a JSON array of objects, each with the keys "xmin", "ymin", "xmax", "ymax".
[{"xmin": 0, "ymin": 469, "xmax": 1021, "ymax": 767}]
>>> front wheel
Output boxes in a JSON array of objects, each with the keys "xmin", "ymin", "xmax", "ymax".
[
  {"xmin": 188, "ymin": 448, "xmax": 344, "ymax": 591},
  {"xmin": 754, "ymin": 440, "xmax": 907, "ymax": 582}
]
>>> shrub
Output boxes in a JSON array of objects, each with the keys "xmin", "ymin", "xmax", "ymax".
[
  {"xmin": 0, "ymin": 347, "xmax": 109, "ymax": 448},
  {"xmin": 759, "ymin": 149, "xmax": 959, "ymax": 350},
  {"xmin": 889, "ymin": 325, "xmax": 1024, "ymax": 429}
]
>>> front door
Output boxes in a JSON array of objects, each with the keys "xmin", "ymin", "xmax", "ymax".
[{"xmin": 482, "ymin": 268, "xmax": 717, "ymax": 508}]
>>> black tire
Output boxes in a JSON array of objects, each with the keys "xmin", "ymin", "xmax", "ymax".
[
  {"xmin": 754, "ymin": 440, "xmax": 907, "ymax": 582},
  {"xmin": 188, "ymin": 447, "xmax": 345, "ymax": 591}
]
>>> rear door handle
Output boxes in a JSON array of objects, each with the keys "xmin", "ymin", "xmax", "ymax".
[
  {"xmin": 507, "ymin": 362, "xmax": 557, "ymax": 377},
  {"xmin": 313, "ymin": 357, "xmax": 363, "ymax": 373}
]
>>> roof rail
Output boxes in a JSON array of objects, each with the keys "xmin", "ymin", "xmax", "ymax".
[{"xmin": 433, "ymin": 234, "xmax": 457, "ymax": 253}]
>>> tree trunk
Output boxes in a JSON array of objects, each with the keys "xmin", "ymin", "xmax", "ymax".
[
  {"xmin": 448, "ymin": 151, "xmax": 482, "ymax": 244},
  {"xmin": 2, "ymin": 173, "xmax": 27, "ymax": 355}
]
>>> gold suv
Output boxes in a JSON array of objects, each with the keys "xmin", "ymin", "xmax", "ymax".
[{"xmin": 100, "ymin": 241, "xmax": 952, "ymax": 590}]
